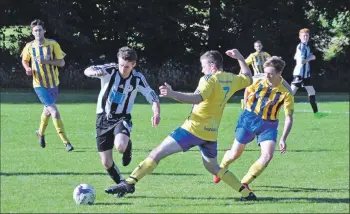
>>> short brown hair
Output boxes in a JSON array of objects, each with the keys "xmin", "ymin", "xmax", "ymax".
[
  {"xmin": 299, "ymin": 28, "xmax": 310, "ymax": 35},
  {"xmin": 263, "ymin": 56, "xmax": 286, "ymax": 73},
  {"xmin": 254, "ymin": 40, "xmax": 262, "ymax": 44},
  {"xmin": 200, "ymin": 50, "xmax": 223, "ymax": 70},
  {"xmin": 30, "ymin": 19, "xmax": 45, "ymax": 29},
  {"xmin": 117, "ymin": 46, "xmax": 138, "ymax": 62}
]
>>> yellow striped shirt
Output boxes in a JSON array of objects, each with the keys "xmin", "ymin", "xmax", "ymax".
[
  {"xmin": 245, "ymin": 77, "xmax": 294, "ymax": 120},
  {"xmin": 245, "ymin": 51, "xmax": 271, "ymax": 75},
  {"xmin": 21, "ymin": 39, "xmax": 66, "ymax": 88}
]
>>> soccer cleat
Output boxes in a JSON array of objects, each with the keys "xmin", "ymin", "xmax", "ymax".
[
  {"xmin": 240, "ymin": 192, "xmax": 258, "ymax": 201},
  {"xmin": 105, "ymin": 180, "xmax": 135, "ymax": 195},
  {"xmin": 65, "ymin": 142, "xmax": 74, "ymax": 152},
  {"xmin": 35, "ymin": 130, "xmax": 46, "ymax": 148},
  {"xmin": 314, "ymin": 112, "xmax": 328, "ymax": 119},
  {"xmin": 122, "ymin": 140, "xmax": 132, "ymax": 166},
  {"xmin": 213, "ymin": 175, "xmax": 221, "ymax": 183}
]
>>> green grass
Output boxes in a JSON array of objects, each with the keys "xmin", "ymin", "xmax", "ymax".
[{"xmin": 1, "ymin": 91, "xmax": 349, "ymax": 213}]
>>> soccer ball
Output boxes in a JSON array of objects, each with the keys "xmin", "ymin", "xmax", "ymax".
[{"xmin": 73, "ymin": 184, "xmax": 96, "ymax": 205}]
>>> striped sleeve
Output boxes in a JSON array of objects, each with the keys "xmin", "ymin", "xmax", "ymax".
[
  {"xmin": 282, "ymin": 80, "xmax": 294, "ymax": 115},
  {"xmin": 135, "ymin": 72, "xmax": 159, "ymax": 104},
  {"xmin": 21, "ymin": 43, "xmax": 31, "ymax": 61}
]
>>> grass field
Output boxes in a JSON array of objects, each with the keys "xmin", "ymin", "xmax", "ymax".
[{"xmin": 1, "ymin": 91, "xmax": 349, "ymax": 213}]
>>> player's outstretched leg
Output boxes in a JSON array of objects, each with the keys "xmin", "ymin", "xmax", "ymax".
[{"xmin": 213, "ymin": 140, "xmax": 246, "ymax": 183}]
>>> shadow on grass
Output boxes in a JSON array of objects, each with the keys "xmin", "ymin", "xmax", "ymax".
[
  {"xmin": 126, "ymin": 195, "xmax": 349, "ymax": 206},
  {"xmin": 255, "ymin": 185, "xmax": 349, "ymax": 193},
  {"xmin": 93, "ymin": 202, "xmax": 133, "ymax": 206},
  {"xmin": 0, "ymin": 171, "xmax": 204, "ymax": 176}
]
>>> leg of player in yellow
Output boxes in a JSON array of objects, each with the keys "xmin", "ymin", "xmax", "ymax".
[
  {"xmin": 35, "ymin": 107, "xmax": 51, "ymax": 148},
  {"xmin": 213, "ymin": 139, "xmax": 246, "ymax": 183},
  {"xmin": 46, "ymin": 104, "xmax": 74, "ymax": 151},
  {"xmin": 241, "ymin": 140, "xmax": 275, "ymax": 185},
  {"xmin": 201, "ymin": 150, "xmax": 256, "ymax": 201}
]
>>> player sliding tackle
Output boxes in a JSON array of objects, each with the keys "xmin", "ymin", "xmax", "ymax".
[{"xmin": 105, "ymin": 48, "xmax": 258, "ymax": 201}]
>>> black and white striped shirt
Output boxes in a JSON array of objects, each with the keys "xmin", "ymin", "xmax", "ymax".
[{"xmin": 90, "ymin": 63, "xmax": 159, "ymax": 117}]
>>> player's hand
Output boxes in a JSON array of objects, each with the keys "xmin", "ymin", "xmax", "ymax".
[
  {"xmin": 159, "ymin": 82, "xmax": 174, "ymax": 98},
  {"xmin": 310, "ymin": 54, "xmax": 316, "ymax": 60},
  {"xmin": 151, "ymin": 113, "xmax": 161, "ymax": 127},
  {"xmin": 225, "ymin": 49, "xmax": 244, "ymax": 61},
  {"xmin": 95, "ymin": 69, "xmax": 106, "ymax": 77},
  {"xmin": 279, "ymin": 139, "xmax": 287, "ymax": 154},
  {"xmin": 25, "ymin": 67, "xmax": 32, "ymax": 76}
]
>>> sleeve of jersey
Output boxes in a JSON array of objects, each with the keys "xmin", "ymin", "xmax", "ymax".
[
  {"xmin": 295, "ymin": 44, "xmax": 304, "ymax": 63},
  {"xmin": 245, "ymin": 54, "xmax": 252, "ymax": 65},
  {"xmin": 137, "ymin": 73, "xmax": 159, "ymax": 104},
  {"xmin": 265, "ymin": 52, "xmax": 271, "ymax": 58},
  {"xmin": 53, "ymin": 42, "xmax": 66, "ymax": 59},
  {"xmin": 21, "ymin": 44, "xmax": 31, "ymax": 61},
  {"xmin": 284, "ymin": 93, "xmax": 295, "ymax": 116},
  {"xmin": 231, "ymin": 74, "xmax": 251, "ymax": 92},
  {"xmin": 198, "ymin": 76, "xmax": 214, "ymax": 100}
]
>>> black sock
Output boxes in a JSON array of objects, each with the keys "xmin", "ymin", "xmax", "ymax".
[
  {"xmin": 106, "ymin": 162, "xmax": 122, "ymax": 184},
  {"xmin": 309, "ymin": 95, "xmax": 318, "ymax": 113}
]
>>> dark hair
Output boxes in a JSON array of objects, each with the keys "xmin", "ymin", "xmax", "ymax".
[
  {"xmin": 200, "ymin": 50, "xmax": 223, "ymax": 70},
  {"xmin": 30, "ymin": 19, "xmax": 45, "ymax": 29},
  {"xmin": 117, "ymin": 46, "xmax": 138, "ymax": 62},
  {"xmin": 263, "ymin": 56, "xmax": 286, "ymax": 73}
]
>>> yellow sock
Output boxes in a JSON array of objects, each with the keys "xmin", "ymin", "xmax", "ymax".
[
  {"xmin": 39, "ymin": 114, "xmax": 50, "ymax": 136},
  {"xmin": 219, "ymin": 151, "xmax": 235, "ymax": 169},
  {"xmin": 126, "ymin": 157, "xmax": 157, "ymax": 184},
  {"xmin": 52, "ymin": 119, "xmax": 69, "ymax": 144},
  {"xmin": 241, "ymin": 161, "xmax": 266, "ymax": 184},
  {"xmin": 218, "ymin": 168, "xmax": 250, "ymax": 197}
]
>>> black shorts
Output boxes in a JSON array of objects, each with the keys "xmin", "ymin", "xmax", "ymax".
[
  {"xmin": 291, "ymin": 75, "xmax": 312, "ymax": 88},
  {"xmin": 95, "ymin": 113, "xmax": 133, "ymax": 152}
]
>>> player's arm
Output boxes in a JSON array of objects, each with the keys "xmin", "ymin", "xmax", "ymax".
[
  {"xmin": 159, "ymin": 83, "xmax": 202, "ymax": 104},
  {"xmin": 21, "ymin": 45, "xmax": 32, "ymax": 76},
  {"xmin": 39, "ymin": 42, "xmax": 65, "ymax": 67},
  {"xmin": 226, "ymin": 49, "xmax": 253, "ymax": 84},
  {"xmin": 137, "ymin": 73, "xmax": 161, "ymax": 126},
  {"xmin": 84, "ymin": 65, "xmax": 107, "ymax": 78},
  {"xmin": 279, "ymin": 94, "xmax": 294, "ymax": 154}
]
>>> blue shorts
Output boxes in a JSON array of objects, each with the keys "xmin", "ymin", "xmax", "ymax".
[
  {"xmin": 235, "ymin": 110, "xmax": 279, "ymax": 144},
  {"xmin": 34, "ymin": 87, "xmax": 58, "ymax": 106},
  {"xmin": 170, "ymin": 127, "xmax": 217, "ymax": 158}
]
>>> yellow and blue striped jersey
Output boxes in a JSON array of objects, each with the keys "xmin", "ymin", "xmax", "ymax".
[
  {"xmin": 21, "ymin": 39, "xmax": 66, "ymax": 88},
  {"xmin": 245, "ymin": 51, "xmax": 271, "ymax": 75},
  {"xmin": 181, "ymin": 72, "xmax": 251, "ymax": 141},
  {"xmin": 245, "ymin": 76, "xmax": 294, "ymax": 120}
]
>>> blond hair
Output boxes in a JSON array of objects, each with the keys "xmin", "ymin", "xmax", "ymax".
[
  {"xmin": 263, "ymin": 56, "xmax": 286, "ymax": 73},
  {"xmin": 299, "ymin": 28, "xmax": 310, "ymax": 35}
]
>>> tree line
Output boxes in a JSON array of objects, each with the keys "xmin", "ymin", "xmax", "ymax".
[{"xmin": 1, "ymin": 0, "xmax": 349, "ymax": 92}]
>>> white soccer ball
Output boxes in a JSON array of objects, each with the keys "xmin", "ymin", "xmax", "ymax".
[{"xmin": 73, "ymin": 184, "xmax": 96, "ymax": 205}]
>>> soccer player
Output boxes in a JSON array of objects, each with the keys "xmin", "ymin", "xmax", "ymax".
[
  {"xmin": 242, "ymin": 40, "xmax": 271, "ymax": 109},
  {"xmin": 245, "ymin": 40, "xmax": 271, "ymax": 75},
  {"xmin": 21, "ymin": 19, "xmax": 74, "ymax": 151},
  {"xmin": 213, "ymin": 57, "xmax": 294, "ymax": 190},
  {"xmin": 84, "ymin": 46, "xmax": 161, "ymax": 189},
  {"xmin": 291, "ymin": 28, "xmax": 326, "ymax": 118},
  {"xmin": 105, "ymin": 49, "xmax": 258, "ymax": 201}
]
